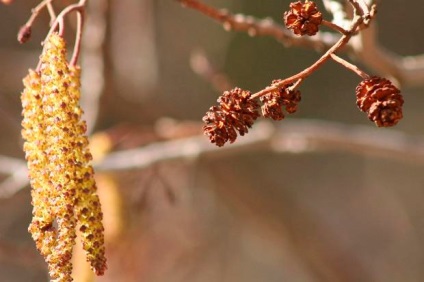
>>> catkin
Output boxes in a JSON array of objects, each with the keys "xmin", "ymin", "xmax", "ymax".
[{"xmin": 21, "ymin": 33, "xmax": 107, "ymax": 282}]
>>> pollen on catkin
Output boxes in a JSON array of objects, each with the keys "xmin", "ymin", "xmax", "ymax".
[
  {"xmin": 21, "ymin": 33, "xmax": 107, "ymax": 281},
  {"xmin": 22, "ymin": 70, "xmax": 58, "ymax": 260},
  {"xmin": 69, "ymin": 65, "xmax": 107, "ymax": 275}
]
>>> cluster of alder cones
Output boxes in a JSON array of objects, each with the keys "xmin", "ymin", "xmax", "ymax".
[{"xmin": 203, "ymin": 0, "xmax": 404, "ymax": 147}]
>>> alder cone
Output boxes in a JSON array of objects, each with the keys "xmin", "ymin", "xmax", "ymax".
[
  {"xmin": 203, "ymin": 88, "xmax": 260, "ymax": 147},
  {"xmin": 356, "ymin": 76, "xmax": 404, "ymax": 127},
  {"xmin": 284, "ymin": 1, "xmax": 323, "ymax": 36},
  {"xmin": 260, "ymin": 82, "xmax": 301, "ymax": 120}
]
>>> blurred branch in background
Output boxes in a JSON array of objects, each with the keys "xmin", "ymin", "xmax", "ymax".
[
  {"xmin": 3, "ymin": 118, "xmax": 424, "ymax": 198},
  {"xmin": 190, "ymin": 49, "xmax": 233, "ymax": 93},
  {"xmin": 80, "ymin": 0, "xmax": 108, "ymax": 134},
  {"xmin": 0, "ymin": 156, "xmax": 28, "ymax": 198},
  {"xmin": 96, "ymin": 119, "xmax": 424, "ymax": 172}
]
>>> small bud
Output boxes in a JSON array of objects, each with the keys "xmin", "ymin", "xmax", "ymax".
[{"xmin": 18, "ymin": 25, "xmax": 32, "ymax": 44}]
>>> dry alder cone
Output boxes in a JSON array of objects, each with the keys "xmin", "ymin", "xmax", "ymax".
[
  {"xmin": 203, "ymin": 88, "xmax": 260, "ymax": 147},
  {"xmin": 21, "ymin": 33, "xmax": 106, "ymax": 281},
  {"xmin": 356, "ymin": 76, "xmax": 404, "ymax": 127},
  {"xmin": 284, "ymin": 0, "xmax": 323, "ymax": 36},
  {"xmin": 260, "ymin": 81, "xmax": 301, "ymax": 120}
]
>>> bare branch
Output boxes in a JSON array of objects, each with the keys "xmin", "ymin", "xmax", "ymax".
[
  {"xmin": 350, "ymin": 24, "xmax": 424, "ymax": 87},
  {"xmin": 4, "ymin": 117, "xmax": 424, "ymax": 197},
  {"xmin": 0, "ymin": 155, "xmax": 26, "ymax": 175},
  {"xmin": 177, "ymin": 0, "xmax": 424, "ymax": 88},
  {"xmin": 95, "ymin": 119, "xmax": 424, "ymax": 172},
  {"xmin": 0, "ymin": 156, "xmax": 29, "ymax": 198},
  {"xmin": 176, "ymin": 0, "xmax": 340, "ymax": 51}
]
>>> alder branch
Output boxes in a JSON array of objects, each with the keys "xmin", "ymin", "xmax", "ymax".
[
  {"xmin": 324, "ymin": 0, "xmax": 424, "ymax": 87},
  {"xmin": 96, "ymin": 119, "xmax": 424, "ymax": 172},
  {"xmin": 3, "ymin": 119, "xmax": 424, "ymax": 197},
  {"xmin": 176, "ymin": 0, "xmax": 424, "ymax": 88},
  {"xmin": 176, "ymin": 0, "xmax": 340, "ymax": 51},
  {"xmin": 351, "ymin": 24, "xmax": 424, "ymax": 87}
]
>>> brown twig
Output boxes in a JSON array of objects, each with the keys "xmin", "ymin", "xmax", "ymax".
[
  {"xmin": 177, "ymin": 0, "xmax": 424, "ymax": 89},
  {"xmin": 330, "ymin": 53, "xmax": 369, "ymax": 79},
  {"xmin": 176, "ymin": 0, "xmax": 369, "ymax": 100},
  {"xmin": 23, "ymin": 0, "xmax": 55, "ymax": 30},
  {"xmin": 176, "ymin": 0, "xmax": 340, "ymax": 51},
  {"xmin": 70, "ymin": 9, "xmax": 84, "ymax": 66},
  {"xmin": 35, "ymin": 0, "xmax": 88, "ymax": 70},
  {"xmin": 249, "ymin": 3, "xmax": 367, "ymax": 100},
  {"xmin": 46, "ymin": 2, "xmax": 57, "ymax": 25},
  {"xmin": 18, "ymin": 0, "xmax": 56, "ymax": 43},
  {"xmin": 322, "ymin": 20, "xmax": 349, "ymax": 35}
]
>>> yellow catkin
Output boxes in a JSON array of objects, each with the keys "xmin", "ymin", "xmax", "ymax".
[
  {"xmin": 69, "ymin": 65, "xmax": 107, "ymax": 275},
  {"xmin": 22, "ymin": 33, "xmax": 107, "ymax": 281},
  {"xmin": 22, "ymin": 70, "xmax": 58, "ymax": 258},
  {"xmin": 39, "ymin": 33, "xmax": 77, "ymax": 282}
]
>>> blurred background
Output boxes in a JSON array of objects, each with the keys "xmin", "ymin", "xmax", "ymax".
[{"xmin": 1, "ymin": 0, "xmax": 424, "ymax": 281}]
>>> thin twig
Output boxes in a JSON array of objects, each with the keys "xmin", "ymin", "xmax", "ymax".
[
  {"xmin": 177, "ymin": 0, "xmax": 366, "ymax": 100},
  {"xmin": 46, "ymin": 2, "xmax": 56, "ymax": 25},
  {"xmin": 322, "ymin": 20, "xmax": 348, "ymax": 35},
  {"xmin": 176, "ymin": 0, "xmax": 340, "ymax": 51},
  {"xmin": 70, "ymin": 10, "xmax": 84, "ymax": 66},
  {"xmin": 36, "ymin": 1, "xmax": 87, "ymax": 71},
  {"xmin": 24, "ymin": 0, "xmax": 55, "ymax": 29},
  {"xmin": 330, "ymin": 53, "xmax": 369, "ymax": 79},
  {"xmin": 179, "ymin": 0, "xmax": 424, "ymax": 88},
  {"xmin": 250, "ymin": 13, "xmax": 364, "ymax": 100}
]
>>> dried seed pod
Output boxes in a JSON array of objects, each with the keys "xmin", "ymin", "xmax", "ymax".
[
  {"xmin": 203, "ymin": 88, "xmax": 260, "ymax": 146},
  {"xmin": 284, "ymin": 1, "xmax": 323, "ymax": 36},
  {"xmin": 356, "ymin": 76, "xmax": 404, "ymax": 127},
  {"xmin": 260, "ymin": 82, "xmax": 301, "ymax": 120}
]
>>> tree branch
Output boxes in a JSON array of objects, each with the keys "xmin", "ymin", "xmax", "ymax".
[
  {"xmin": 4, "ymin": 118, "xmax": 424, "ymax": 197},
  {"xmin": 95, "ymin": 119, "xmax": 424, "ymax": 172},
  {"xmin": 176, "ymin": 0, "xmax": 424, "ymax": 88},
  {"xmin": 176, "ymin": 0, "xmax": 340, "ymax": 51}
]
